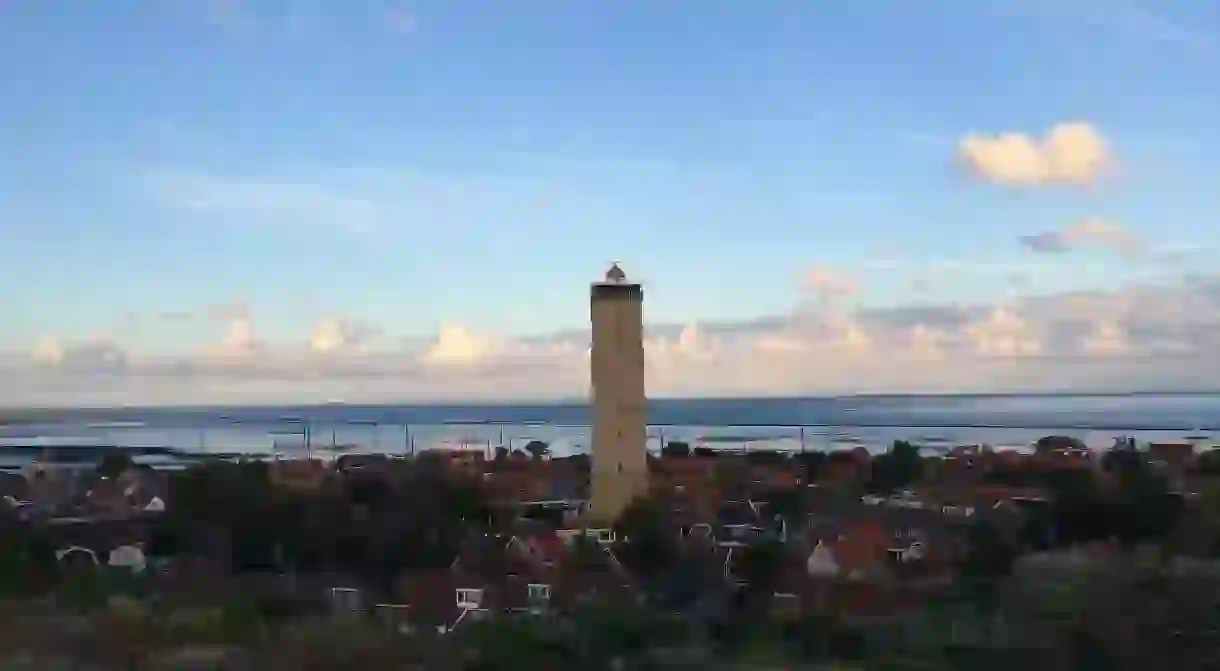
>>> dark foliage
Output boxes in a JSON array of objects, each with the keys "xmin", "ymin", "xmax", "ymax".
[
  {"xmin": 868, "ymin": 441, "xmax": 923, "ymax": 493},
  {"xmin": 793, "ymin": 451, "xmax": 827, "ymax": 481},
  {"xmin": 95, "ymin": 452, "xmax": 134, "ymax": 479},
  {"xmin": 661, "ymin": 441, "xmax": 691, "ymax": 457},
  {"xmin": 523, "ymin": 440, "xmax": 550, "ymax": 459},
  {"xmin": 745, "ymin": 450, "xmax": 787, "ymax": 465},
  {"xmin": 1034, "ymin": 435, "xmax": 1086, "ymax": 453}
]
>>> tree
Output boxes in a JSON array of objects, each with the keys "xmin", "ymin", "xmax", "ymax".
[
  {"xmin": 868, "ymin": 441, "xmax": 923, "ymax": 493},
  {"xmin": 793, "ymin": 451, "xmax": 827, "ymax": 482},
  {"xmin": 524, "ymin": 440, "xmax": 550, "ymax": 460},
  {"xmin": 955, "ymin": 519, "xmax": 1017, "ymax": 618},
  {"xmin": 1195, "ymin": 449, "xmax": 1220, "ymax": 476},
  {"xmin": 96, "ymin": 452, "xmax": 134, "ymax": 479},
  {"xmin": 1108, "ymin": 455, "xmax": 1180, "ymax": 548},
  {"xmin": 1034, "ymin": 435, "xmax": 1085, "ymax": 453},
  {"xmin": 758, "ymin": 487, "xmax": 803, "ymax": 522},
  {"xmin": 0, "ymin": 516, "xmax": 57, "ymax": 598},
  {"xmin": 735, "ymin": 539, "xmax": 785, "ymax": 596},
  {"xmin": 1046, "ymin": 470, "xmax": 1110, "ymax": 546},
  {"xmin": 662, "ymin": 441, "xmax": 691, "ymax": 458}
]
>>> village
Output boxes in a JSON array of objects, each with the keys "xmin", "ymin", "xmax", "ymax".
[{"xmin": 2, "ymin": 430, "xmax": 1220, "ymax": 668}]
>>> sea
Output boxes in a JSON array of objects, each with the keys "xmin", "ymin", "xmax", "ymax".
[{"xmin": 2, "ymin": 393, "xmax": 1220, "ymax": 470}]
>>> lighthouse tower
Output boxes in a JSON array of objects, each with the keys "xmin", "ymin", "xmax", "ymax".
[{"xmin": 586, "ymin": 263, "xmax": 648, "ymax": 523}]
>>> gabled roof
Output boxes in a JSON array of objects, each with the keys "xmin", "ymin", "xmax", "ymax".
[{"xmin": 713, "ymin": 500, "xmax": 759, "ymax": 528}]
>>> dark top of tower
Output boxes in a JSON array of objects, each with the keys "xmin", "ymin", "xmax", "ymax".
[{"xmin": 591, "ymin": 262, "xmax": 642, "ymax": 300}]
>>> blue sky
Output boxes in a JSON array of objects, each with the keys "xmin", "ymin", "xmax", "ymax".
[{"xmin": 1, "ymin": 0, "xmax": 1218, "ymax": 404}]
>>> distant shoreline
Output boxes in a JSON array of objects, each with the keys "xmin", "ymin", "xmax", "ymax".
[{"xmin": 4, "ymin": 389, "xmax": 1220, "ymax": 416}]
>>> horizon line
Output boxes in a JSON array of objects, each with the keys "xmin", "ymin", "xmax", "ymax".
[{"xmin": 4, "ymin": 388, "xmax": 1220, "ymax": 414}]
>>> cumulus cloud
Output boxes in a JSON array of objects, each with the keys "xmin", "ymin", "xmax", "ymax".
[
  {"xmin": 207, "ymin": 313, "xmax": 263, "ymax": 360},
  {"xmin": 965, "ymin": 307, "xmax": 1044, "ymax": 358},
  {"xmin": 1080, "ymin": 320, "xmax": 1131, "ymax": 356},
  {"xmin": 958, "ymin": 122, "xmax": 1114, "ymax": 187},
  {"xmin": 310, "ymin": 317, "xmax": 375, "ymax": 355},
  {"xmin": 1020, "ymin": 218, "xmax": 1145, "ymax": 255},
  {"xmin": 7, "ymin": 273, "xmax": 1220, "ymax": 405},
  {"xmin": 422, "ymin": 325, "xmax": 503, "ymax": 367},
  {"xmin": 29, "ymin": 336, "xmax": 127, "ymax": 375}
]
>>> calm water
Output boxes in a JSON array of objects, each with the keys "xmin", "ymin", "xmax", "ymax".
[{"xmin": 2, "ymin": 394, "xmax": 1220, "ymax": 464}]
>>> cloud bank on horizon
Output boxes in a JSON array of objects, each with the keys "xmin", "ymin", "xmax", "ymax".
[
  {"xmin": 1, "ymin": 1, "xmax": 1217, "ymax": 406},
  {"xmin": 12, "ymin": 261, "xmax": 1220, "ymax": 406}
]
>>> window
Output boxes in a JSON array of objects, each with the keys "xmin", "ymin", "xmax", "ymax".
[
  {"xmin": 587, "ymin": 528, "xmax": 615, "ymax": 544},
  {"xmin": 528, "ymin": 583, "xmax": 551, "ymax": 602},
  {"xmin": 456, "ymin": 588, "xmax": 484, "ymax": 609},
  {"xmin": 329, "ymin": 587, "xmax": 362, "ymax": 612}
]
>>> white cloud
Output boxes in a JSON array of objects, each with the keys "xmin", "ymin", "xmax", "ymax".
[
  {"xmin": 902, "ymin": 325, "xmax": 948, "ymax": 362},
  {"xmin": 8, "ymin": 273, "xmax": 1220, "ymax": 405},
  {"xmin": 205, "ymin": 313, "xmax": 263, "ymax": 361},
  {"xmin": 958, "ymin": 122, "xmax": 1114, "ymax": 187},
  {"xmin": 1080, "ymin": 320, "xmax": 1130, "ymax": 356},
  {"xmin": 965, "ymin": 307, "xmax": 1043, "ymax": 358},
  {"xmin": 422, "ymin": 325, "xmax": 503, "ymax": 367},
  {"xmin": 28, "ymin": 337, "xmax": 127, "ymax": 375},
  {"xmin": 309, "ymin": 317, "xmax": 373, "ymax": 355},
  {"xmin": 31, "ymin": 336, "xmax": 65, "ymax": 366}
]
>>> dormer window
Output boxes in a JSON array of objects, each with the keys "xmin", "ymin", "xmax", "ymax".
[
  {"xmin": 456, "ymin": 588, "xmax": 484, "ymax": 609},
  {"xmin": 587, "ymin": 528, "xmax": 615, "ymax": 544},
  {"xmin": 527, "ymin": 583, "xmax": 551, "ymax": 602}
]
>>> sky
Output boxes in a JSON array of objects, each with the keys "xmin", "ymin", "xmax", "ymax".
[{"xmin": 1, "ymin": 0, "xmax": 1218, "ymax": 406}]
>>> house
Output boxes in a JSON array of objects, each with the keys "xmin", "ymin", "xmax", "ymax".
[
  {"xmin": 745, "ymin": 462, "xmax": 801, "ymax": 492},
  {"xmin": 483, "ymin": 459, "xmax": 585, "ymax": 506},
  {"xmin": 425, "ymin": 449, "xmax": 487, "ymax": 480},
  {"xmin": 792, "ymin": 503, "xmax": 961, "ymax": 585},
  {"xmin": 552, "ymin": 537, "xmax": 638, "ymax": 611},
  {"xmin": 334, "ymin": 453, "xmax": 395, "ymax": 475},
  {"xmin": 83, "ymin": 478, "xmax": 131, "ymax": 517},
  {"xmin": 712, "ymin": 499, "xmax": 768, "ymax": 546},
  {"xmin": 650, "ymin": 457, "xmax": 721, "ymax": 494},
  {"xmin": 398, "ymin": 567, "xmax": 498, "ymax": 634},
  {"xmin": 821, "ymin": 449, "xmax": 870, "ymax": 485},
  {"xmin": 1150, "ymin": 442, "xmax": 1196, "ymax": 479},
  {"xmin": 269, "ymin": 459, "xmax": 330, "ymax": 491},
  {"xmin": 770, "ymin": 543, "xmax": 843, "ymax": 616}
]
